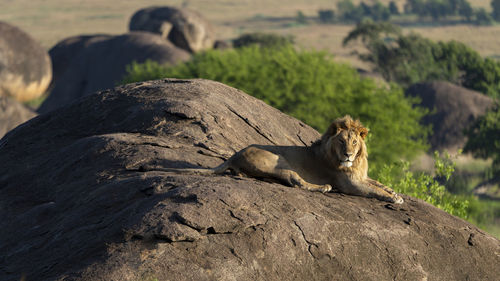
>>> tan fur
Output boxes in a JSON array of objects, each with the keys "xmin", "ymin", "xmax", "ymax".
[{"xmin": 149, "ymin": 115, "xmax": 403, "ymax": 204}]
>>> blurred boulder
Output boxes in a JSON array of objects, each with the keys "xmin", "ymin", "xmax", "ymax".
[
  {"xmin": 38, "ymin": 32, "xmax": 190, "ymax": 114},
  {"xmin": 0, "ymin": 96, "xmax": 36, "ymax": 138},
  {"xmin": 0, "ymin": 21, "xmax": 52, "ymax": 102},
  {"xmin": 129, "ymin": 6, "xmax": 215, "ymax": 53},
  {"xmin": 406, "ymin": 81, "xmax": 494, "ymax": 152},
  {"xmin": 213, "ymin": 39, "xmax": 231, "ymax": 50},
  {"xmin": 49, "ymin": 34, "xmax": 111, "ymax": 88}
]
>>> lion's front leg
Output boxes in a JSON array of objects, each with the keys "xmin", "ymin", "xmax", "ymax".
[
  {"xmin": 276, "ymin": 169, "xmax": 332, "ymax": 193},
  {"xmin": 365, "ymin": 178, "xmax": 404, "ymax": 204}
]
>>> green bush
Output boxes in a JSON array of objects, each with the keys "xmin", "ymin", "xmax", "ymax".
[
  {"xmin": 474, "ymin": 8, "xmax": 495, "ymax": 25},
  {"xmin": 465, "ymin": 106, "xmax": 500, "ymax": 172},
  {"xmin": 123, "ymin": 45, "xmax": 429, "ymax": 173},
  {"xmin": 318, "ymin": 9, "xmax": 335, "ymax": 23},
  {"xmin": 337, "ymin": 0, "xmax": 391, "ymax": 22},
  {"xmin": 232, "ymin": 33, "xmax": 294, "ymax": 49},
  {"xmin": 296, "ymin": 11, "xmax": 308, "ymax": 24},
  {"xmin": 404, "ymin": 0, "xmax": 476, "ymax": 21},
  {"xmin": 376, "ymin": 151, "xmax": 470, "ymax": 219}
]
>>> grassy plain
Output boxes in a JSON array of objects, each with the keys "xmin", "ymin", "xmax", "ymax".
[{"xmin": 1, "ymin": 0, "xmax": 499, "ymax": 69}]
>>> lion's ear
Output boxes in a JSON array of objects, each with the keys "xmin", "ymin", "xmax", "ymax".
[
  {"xmin": 326, "ymin": 122, "xmax": 342, "ymax": 137},
  {"xmin": 359, "ymin": 127, "xmax": 369, "ymax": 140}
]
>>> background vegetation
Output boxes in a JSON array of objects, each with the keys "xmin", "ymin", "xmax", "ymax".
[
  {"xmin": 317, "ymin": 0, "xmax": 499, "ymax": 25},
  {"xmin": 343, "ymin": 20, "xmax": 500, "ymax": 97},
  {"xmin": 466, "ymin": 107, "xmax": 500, "ymax": 173},
  {"xmin": 123, "ymin": 30, "xmax": 500, "ymax": 235},
  {"xmin": 124, "ymin": 44, "xmax": 429, "ymax": 173}
]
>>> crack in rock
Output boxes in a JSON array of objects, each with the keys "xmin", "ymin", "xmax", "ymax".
[
  {"xmin": 227, "ymin": 106, "xmax": 277, "ymax": 145},
  {"xmin": 293, "ymin": 220, "xmax": 317, "ymax": 258}
]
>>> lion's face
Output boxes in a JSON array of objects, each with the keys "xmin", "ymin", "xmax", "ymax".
[
  {"xmin": 321, "ymin": 115, "xmax": 369, "ymax": 172},
  {"xmin": 332, "ymin": 129, "xmax": 363, "ymax": 168}
]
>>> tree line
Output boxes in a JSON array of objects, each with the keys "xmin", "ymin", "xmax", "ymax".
[{"xmin": 318, "ymin": 0, "xmax": 500, "ymax": 25}]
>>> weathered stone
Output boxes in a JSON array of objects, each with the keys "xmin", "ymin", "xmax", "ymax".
[
  {"xmin": 0, "ymin": 21, "xmax": 52, "ymax": 102},
  {"xmin": 1, "ymin": 79, "xmax": 498, "ymax": 281},
  {"xmin": 38, "ymin": 32, "xmax": 190, "ymax": 114},
  {"xmin": 129, "ymin": 6, "xmax": 215, "ymax": 53},
  {"xmin": 406, "ymin": 81, "xmax": 494, "ymax": 152}
]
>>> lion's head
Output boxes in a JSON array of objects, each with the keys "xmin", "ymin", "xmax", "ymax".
[{"xmin": 321, "ymin": 115, "xmax": 369, "ymax": 178}]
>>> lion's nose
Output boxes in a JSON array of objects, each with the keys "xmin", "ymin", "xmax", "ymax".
[{"xmin": 344, "ymin": 152, "xmax": 352, "ymax": 158}]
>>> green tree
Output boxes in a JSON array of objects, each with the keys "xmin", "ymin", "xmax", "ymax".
[
  {"xmin": 465, "ymin": 107, "xmax": 500, "ymax": 172},
  {"xmin": 344, "ymin": 21, "xmax": 500, "ymax": 97},
  {"xmin": 371, "ymin": 2, "xmax": 391, "ymax": 21},
  {"xmin": 458, "ymin": 0, "xmax": 473, "ymax": 21},
  {"xmin": 492, "ymin": 0, "xmax": 500, "ymax": 21},
  {"xmin": 475, "ymin": 8, "xmax": 495, "ymax": 25},
  {"xmin": 318, "ymin": 9, "xmax": 335, "ymax": 23},
  {"xmin": 123, "ymin": 45, "xmax": 429, "ymax": 172},
  {"xmin": 296, "ymin": 11, "xmax": 307, "ymax": 24},
  {"xmin": 389, "ymin": 1, "xmax": 400, "ymax": 14}
]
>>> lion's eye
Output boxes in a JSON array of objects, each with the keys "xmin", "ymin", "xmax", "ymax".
[{"xmin": 353, "ymin": 140, "xmax": 357, "ymax": 145}]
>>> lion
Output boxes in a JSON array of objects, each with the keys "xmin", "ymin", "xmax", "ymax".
[{"xmin": 145, "ymin": 115, "xmax": 403, "ymax": 204}]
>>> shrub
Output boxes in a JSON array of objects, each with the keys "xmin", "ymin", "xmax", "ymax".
[
  {"xmin": 465, "ymin": 106, "xmax": 500, "ymax": 172},
  {"xmin": 123, "ymin": 45, "xmax": 429, "ymax": 173},
  {"xmin": 296, "ymin": 11, "xmax": 307, "ymax": 24},
  {"xmin": 318, "ymin": 9, "xmax": 335, "ymax": 23},
  {"xmin": 376, "ymin": 151, "xmax": 470, "ymax": 219},
  {"xmin": 232, "ymin": 33, "xmax": 295, "ymax": 49}
]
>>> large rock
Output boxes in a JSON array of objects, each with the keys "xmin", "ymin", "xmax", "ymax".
[
  {"xmin": 0, "ymin": 21, "xmax": 52, "ymax": 102},
  {"xmin": 0, "ymin": 96, "xmax": 36, "ymax": 137},
  {"xmin": 1, "ymin": 79, "xmax": 499, "ymax": 281},
  {"xmin": 406, "ymin": 81, "xmax": 494, "ymax": 152},
  {"xmin": 48, "ymin": 34, "xmax": 111, "ymax": 89},
  {"xmin": 38, "ymin": 32, "xmax": 190, "ymax": 114},
  {"xmin": 129, "ymin": 6, "xmax": 215, "ymax": 53}
]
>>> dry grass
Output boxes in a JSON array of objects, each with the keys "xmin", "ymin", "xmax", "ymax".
[{"xmin": 1, "ymin": 0, "xmax": 499, "ymax": 64}]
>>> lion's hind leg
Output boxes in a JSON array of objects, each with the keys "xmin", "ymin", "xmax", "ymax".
[{"xmin": 232, "ymin": 146, "xmax": 331, "ymax": 193}]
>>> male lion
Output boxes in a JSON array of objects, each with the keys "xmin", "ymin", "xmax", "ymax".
[{"xmin": 150, "ymin": 115, "xmax": 403, "ymax": 204}]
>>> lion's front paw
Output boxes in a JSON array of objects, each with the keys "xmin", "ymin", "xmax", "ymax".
[
  {"xmin": 321, "ymin": 184, "xmax": 332, "ymax": 193},
  {"xmin": 392, "ymin": 194, "xmax": 404, "ymax": 204}
]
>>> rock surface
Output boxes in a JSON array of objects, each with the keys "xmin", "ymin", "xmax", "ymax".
[
  {"xmin": 406, "ymin": 81, "xmax": 494, "ymax": 152},
  {"xmin": 0, "ymin": 96, "xmax": 36, "ymax": 138},
  {"xmin": 129, "ymin": 6, "xmax": 215, "ymax": 53},
  {"xmin": 38, "ymin": 32, "xmax": 190, "ymax": 114},
  {"xmin": 1, "ymin": 79, "xmax": 499, "ymax": 281},
  {"xmin": 0, "ymin": 21, "xmax": 52, "ymax": 102}
]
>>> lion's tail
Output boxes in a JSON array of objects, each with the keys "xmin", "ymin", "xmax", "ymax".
[{"xmin": 129, "ymin": 160, "xmax": 231, "ymax": 175}]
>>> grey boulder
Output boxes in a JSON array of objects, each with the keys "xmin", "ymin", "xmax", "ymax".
[
  {"xmin": 129, "ymin": 6, "xmax": 215, "ymax": 53},
  {"xmin": 38, "ymin": 32, "xmax": 190, "ymax": 114},
  {"xmin": 0, "ymin": 21, "xmax": 52, "ymax": 102},
  {"xmin": 1, "ymin": 79, "xmax": 499, "ymax": 281}
]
